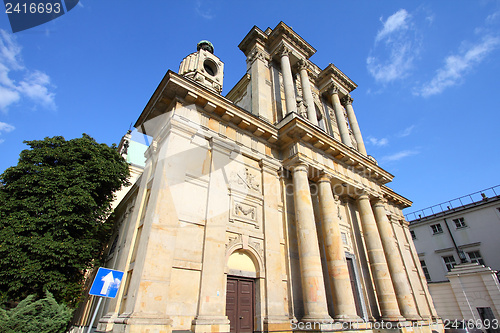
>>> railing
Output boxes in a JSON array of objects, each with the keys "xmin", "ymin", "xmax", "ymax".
[{"xmin": 405, "ymin": 185, "xmax": 500, "ymax": 222}]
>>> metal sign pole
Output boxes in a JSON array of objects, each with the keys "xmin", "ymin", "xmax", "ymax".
[
  {"xmin": 86, "ymin": 297, "xmax": 103, "ymax": 333},
  {"xmin": 85, "ymin": 267, "xmax": 124, "ymax": 333}
]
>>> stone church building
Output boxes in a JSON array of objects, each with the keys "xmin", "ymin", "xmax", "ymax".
[{"xmin": 72, "ymin": 22, "xmax": 442, "ymax": 333}]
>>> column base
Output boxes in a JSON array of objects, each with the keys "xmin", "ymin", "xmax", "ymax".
[
  {"xmin": 191, "ymin": 315, "xmax": 230, "ymax": 333},
  {"xmin": 111, "ymin": 312, "xmax": 173, "ymax": 333},
  {"xmin": 96, "ymin": 312, "xmax": 118, "ymax": 332},
  {"xmin": 292, "ymin": 315, "xmax": 334, "ymax": 331},
  {"xmin": 333, "ymin": 314, "xmax": 364, "ymax": 322},
  {"xmin": 403, "ymin": 314, "xmax": 423, "ymax": 321},
  {"xmin": 380, "ymin": 315, "xmax": 406, "ymax": 322},
  {"xmin": 264, "ymin": 316, "xmax": 293, "ymax": 332}
]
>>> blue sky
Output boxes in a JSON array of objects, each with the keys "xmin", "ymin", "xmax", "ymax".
[{"xmin": 0, "ymin": 0, "xmax": 499, "ymax": 215}]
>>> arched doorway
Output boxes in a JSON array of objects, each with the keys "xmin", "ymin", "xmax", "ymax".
[{"xmin": 226, "ymin": 250, "xmax": 257, "ymax": 333}]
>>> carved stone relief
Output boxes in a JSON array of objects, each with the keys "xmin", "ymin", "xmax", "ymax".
[{"xmin": 230, "ymin": 167, "xmax": 260, "ymax": 192}]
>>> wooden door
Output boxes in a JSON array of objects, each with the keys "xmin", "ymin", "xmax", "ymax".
[{"xmin": 226, "ymin": 276, "xmax": 254, "ymax": 333}]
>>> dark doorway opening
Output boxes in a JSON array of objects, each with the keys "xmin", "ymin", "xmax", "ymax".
[{"xmin": 346, "ymin": 257, "xmax": 363, "ymax": 317}]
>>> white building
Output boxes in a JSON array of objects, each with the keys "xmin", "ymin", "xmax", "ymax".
[{"xmin": 407, "ymin": 186, "xmax": 500, "ymax": 326}]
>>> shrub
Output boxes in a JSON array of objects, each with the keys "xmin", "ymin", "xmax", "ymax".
[{"xmin": 0, "ymin": 291, "xmax": 73, "ymax": 333}]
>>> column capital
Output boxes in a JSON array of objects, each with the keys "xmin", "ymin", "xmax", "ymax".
[
  {"xmin": 356, "ymin": 192, "xmax": 370, "ymax": 201},
  {"xmin": 317, "ymin": 172, "xmax": 332, "ymax": 184},
  {"xmin": 342, "ymin": 94, "xmax": 353, "ymax": 106},
  {"xmin": 291, "ymin": 163, "xmax": 309, "ymax": 174},
  {"xmin": 247, "ymin": 46, "xmax": 270, "ymax": 66},
  {"xmin": 372, "ymin": 197, "xmax": 388, "ymax": 207},
  {"xmin": 297, "ymin": 58, "xmax": 308, "ymax": 71},
  {"xmin": 260, "ymin": 159, "xmax": 281, "ymax": 177},
  {"xmin": 328, "ymin": 84, "xmax": 341, "ymax": 96},
  {"xmin": 277, "ymin": 45, "xmax": 291, "ymax": 58}
]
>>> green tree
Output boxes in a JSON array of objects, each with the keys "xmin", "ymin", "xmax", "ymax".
[
  {"xmin": 0, "ymin": 134, "xmax": 130, "ymax": 305},
  {"xmin": 0, "ymin": 291, "xmax": 73, "ymax": 333}
]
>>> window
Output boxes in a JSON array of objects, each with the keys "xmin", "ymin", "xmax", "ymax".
[
  {"xmin": 410, "ymin": 230, "xmax": 416, "ymax": 240},
  {"xmin": 443, "ymin": 255, "xmax": 457, "ymax": 271},
  {"xmin": 420, "ymin": 260, "xmax": 431, "ymax": 281},
  {"xmin": 453, "ymin": 217, "xmax": 467, "ymax": 229},
  {"xmin": 431, "ymin": 223, "xmax": 443, "ymax": 234},
  {"xmin": 467, "ymin": 251, "xmax": 485, "ymax": 265},
  {"xmin": 341, "ymin": 232, "xmax": 348, "ymax": 245}
]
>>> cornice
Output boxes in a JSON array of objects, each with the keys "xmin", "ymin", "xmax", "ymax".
[
  {"xmin": 226, "ymin": 73, "xmax": 251, "ymax": 102},
  {"xmin": 238, "ymin": 26, "xmax": 269, "ymax": 56},
  {"xmin": 134, "ymin": 70, "xmax": 278, "ymax": 144},
  {"xmin": 381, "ymin": 185, "xmax": 412, "ymax": 209},
  {"xmin": 318, "ymin": 63, "xmax": 357, "ymax": 94},
  {"xmin": 267, "ymin": 22, "xmax": 316, "ymax": 59}
]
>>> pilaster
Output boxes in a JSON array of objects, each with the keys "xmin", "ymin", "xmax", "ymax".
[
  {"xmin": 260, "ymin": 159, "xmax": 290, "ymax": 329},
  {"xmin": 248, "ymin": 45, "xmax": 274, "ymax": 122},
  {"xmin": 191, "ymin": 138, "xmax": 233, "ymax": 333}
]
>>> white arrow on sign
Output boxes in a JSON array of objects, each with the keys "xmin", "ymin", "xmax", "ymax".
[{"xmin": 100, "ymin": 271, "xmax": 114, "ymax": 295}]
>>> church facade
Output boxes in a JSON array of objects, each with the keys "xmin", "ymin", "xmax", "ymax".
[{"xmin": 73, "ymin": 22, "xmax": 442, "ymax": 333}]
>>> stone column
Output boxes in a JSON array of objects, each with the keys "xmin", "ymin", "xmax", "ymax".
[
  {"xmin": 372, "ymin": 199, "xmax": 421, "ymax": 320},
  {"xmin": 402, "ymin": 224, "xmax": 439, "ymax": 319},
  {"xmin": 342, "ymin": 95, "xmax": 367, "ymax": 155},
  {"xmin": 279, "ymin": 46, "xmax": 296, "ymax": 115},
  {"xmin": 394, "ymin": 219, "xmax": 432, "ymax": 320},
  {"xmin": 291, "ymin": 164, "xmax": 332, "ymax": 322},
  {"xmin": 298, "ymin": 60, "xmax": 318, "ymax": 126},
  {"xmin": 357, "ymin": 193, "xmax": 403, "ymax": 321},
  {"xmin": 329, "ymin": 86, "xmax": 352, "ymax": 147},
  {"xmin": 317, "ymin": 174, "xmax": 360, "ymax": 321}
]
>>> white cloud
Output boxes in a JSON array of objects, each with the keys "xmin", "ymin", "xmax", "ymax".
[
  {"xmin": 0, "ymin": 121, "xmax": 14, "ymax": 133},
  {"xmin": 398, "ymin": 125, "xmax": 415, "ymax": 137},
  {"xmin": 0, "ymin": 85, "xmax": 20, "ymax": 109},
  {"xmin": 416, "ymin": 35, "xmax": 500, "ymax": 97},
  {"xmin": 18, "ymin": 71, "xmax": 56, "ymax": 109},
  {"xmin": 381, "ymin": 150, "xmax": 419, "ymax": 162},
  {"xmin": 0, "ymin": 29, "xmax": 56, "ymax": 112},
  {"xmin": 486, "ymin": 11, "xmax": 500, "ymax": 24},
  {"xmin": 368, "ymin": 137, "xmax": 389, "ymax": 147},
  {"xmin": 195, "ymin": 0, "xmax": 215, "ymax": 20},
  {"xmin": 376, "ymin": 9, "xmax": 409, "ymax": 42},
  {"xmin": 367, "ymin": 9, "xmax": 421, "ymax": 83},
  {"xmin": 0, "ymin": 121, "xmax": 15, "ymax": 144}
]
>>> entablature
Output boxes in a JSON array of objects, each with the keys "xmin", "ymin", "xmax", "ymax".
[
  {"xmin": 276, "ymin": 112, "xmax": 393, "ymax": 185},
  {"xmin": 381, "ymin": 185, "xmax": 413, "ymax": 210},
  {"xmin": 318, "ymin": 63, "xmax": 357, "ymax": 95}
]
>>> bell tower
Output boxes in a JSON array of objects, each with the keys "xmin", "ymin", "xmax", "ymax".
[{"xmin": 178, "ymin": 40, "xmax": 224, "ymax": 93}]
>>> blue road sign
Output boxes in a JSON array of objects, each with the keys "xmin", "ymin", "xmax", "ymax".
[{"xmin": 89, "ymin": 267, "xmax": 124, "ymax": 298}]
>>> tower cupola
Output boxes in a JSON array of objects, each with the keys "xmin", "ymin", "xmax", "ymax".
[{"xmin": 178, "ymin": 40, "xmax": 224, "ymax": 93}]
